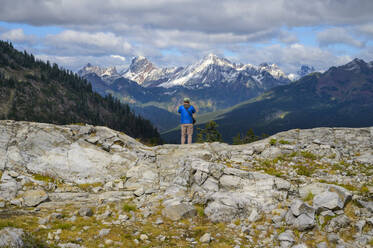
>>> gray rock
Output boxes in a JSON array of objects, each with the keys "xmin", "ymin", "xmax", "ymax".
[
  {"xmin": 0, "ymin": 180, "xmax": 20, "ymax": 201},
  {"xmin": 162, "ymin": 203, "xmax": 197, "ymax": 221},
  {"xmin": 290, "ymin": 199, "xmax": 314, "ymax": 217},
  {"xmin": 0, "ymin": 227, "xmax": 24, "ymax": 248},
  {"xmin": 98, "ymin": 229, "xmax": 110, "ymax": 237},
  {"xmin": 248, "ymin": 209, "xmax": 260, "ymax": 222},
  {"xmin": 79, "ymin": 207, "xmax": 93, "ymax": 217},
  {"xmin": 313, "ymin": 191, "xmax": 342, "ymax": 211},
  {"xmin": 316, "ymin": 242, "xmax": 328, "ymax": 248},
  {"xmin": 261, "ymin": 147, "xmax": 283, "ymax": 159},
  {"xmin": 201, "ymin": 177, "xmax": 219, "ymax": 192},
  {"xmin": 194, "ymin": 171, "xmax": 208, "ymax": 186},
  {"xmin": 294, "ymin": 213, "xmax": 315, "ymax": 231},
  {"xmin": 327, "ymin": 233, "xmax": 339, "ymax": 243},
  {"xmin": 219, "ymin": 175, "xmax": 242, "ymax": 190},
  {"xmin": 23, "ymin": 189, "xmax": 49, "ymax": 207},
  {"xmin": 292, "ymin": 244, "xmax": 308, "ymax": 248},
  {"xmin": 58, "ymin": 243, "xmax": 84, "ymax": 248},
  {"xmin": 357, "ymin": 200, "xmax": 373, "ymax": 213},
  {"xmin": 278, "ymin": 230, "xmax": 295, "ymax": 242},
  {"xmin": 134, "ymin": 187, "xmax": 144, "ymax": 197},
  {"xmin": 327, "ymin": 214, "xmax": 351, "ymax": 232},
  {"xmin": 199, "ymin": 233, "xmax": 211, "ymax": 243},
  {"xmin": 139, "ymin": 234, "xmax": 148, "ymax": 241}
]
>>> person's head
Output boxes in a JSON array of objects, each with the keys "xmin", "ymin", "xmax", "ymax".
[{"xmin": 183, "ymin": 97, "xmax": 190, "ymax": 104}]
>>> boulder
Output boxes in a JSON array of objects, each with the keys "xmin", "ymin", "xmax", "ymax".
[
  {"xmin": 162, "ymin": 203, "xmax": 197, "ymax": 221},
  {"xmin": 0, "ymin": 227, "xmax": 24, "ymax": 248},
  {"xmin": 199, "ymin": 233, "xmax": 211, "ymax": 243},
  {"xmin": 79, "ymin": 207, "xmax": 93, "ymax": 217},
  {"xmin": 23, "ymin": 189, "xmax": 49, "ymax": 207}
]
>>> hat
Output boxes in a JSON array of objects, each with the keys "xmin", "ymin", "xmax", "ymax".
[{"xmin": 183, "ymin": 97, "xmax": 190, "ymax": 103}]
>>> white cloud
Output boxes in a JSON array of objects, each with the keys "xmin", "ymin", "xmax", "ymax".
[
  {"xmin": 35, "ymin": 54, "xmax": 130, "ymax": 72},
  {"xmin": 317, "ymin": 27, "xmax": 365, "ymax": 48},
  {"xmin": 0, "ymin": 28, "xmax": 36, "ymax": 44},
  {"xmin": 229, "ymin": 43, "xmax": 352, "ymax": 73},
  {"xmin": 110, "ymin": 55, "xmax": 126, "ymax": 62},
  {"xmin": 1, "ymin": 0, "xmax": 373, "ymax": 35},
  {"xmin": 44, "ymin": 30, "xmax": 132, "ymax": 56}
]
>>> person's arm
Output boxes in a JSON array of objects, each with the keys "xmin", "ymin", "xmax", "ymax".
[
  {"xmin": 191, "ymin": 105, "xmax": 196, "ymax": 113},
  {"xmin": 178, "ymin": 106, "xmax": 181, "ymax": 113}
]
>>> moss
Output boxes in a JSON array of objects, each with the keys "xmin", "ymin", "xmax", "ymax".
[
  {"xmin": 278, "ymin": 139, "xmax": 290, "ymax": 145},
  {"xmin": 0, "ymin": 170, "xmax": 3, "ymax": 181},
  {"xmin": 195, "ymin": 204, "xmax": 205, "ymax": 218},
  {"xmin": 77, "ymin": 182, "xmax": 103, "ymax": 191},
  {"xmin": 295, "ymin": 165, "xmax": 314, "ymax": 177},
  {"xmin": 303, "ymin": 192, "xmax": 315, "ymax": 204},
  {"xmin": 300, "ymin": 151, "xmax": 317, "ymax": 160},
  {"xmin": 269, "ymin": 138, "xmax": 277, "ymax": 146},
  {"xmin": 122, "ymin": 203, "xmax": 137, "ymax": 212},
  {"xmin": 233, "ymin": 218, "xmax": 241, "ymax": 226},
  {"xmin": 33, "ymin": 174, "xmax": 56, "ymax": 183},
  {"xmin": 359, "ymin": 185, "xmax": 370, "ymax": 196}
]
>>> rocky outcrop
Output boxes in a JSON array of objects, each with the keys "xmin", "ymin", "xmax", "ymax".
[{"xmin": 0, "ymin": 120, "xmax": 372, "ymax": 247}]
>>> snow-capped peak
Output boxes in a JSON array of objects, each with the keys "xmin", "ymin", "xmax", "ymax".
[
  {"xmin": 258, "ymin": 63, "xmax": 287, "ymax": 80},
  {"xmin": 200, "ymin": 53, "xmax": 234, "ymax": 68}
]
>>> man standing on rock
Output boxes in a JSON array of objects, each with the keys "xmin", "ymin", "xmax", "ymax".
[{"xmin": 178, "ymin": 97, "xmax": 196, "ymax": 144}]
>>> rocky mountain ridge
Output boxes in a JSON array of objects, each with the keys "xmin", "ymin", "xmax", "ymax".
[
  {"xmin": 0, "ymin": 121, "xmax": 372, "ymax": 247},
  {"xmin": 78, "ymin": 54, "xmax": 293, "ymax": 90}
]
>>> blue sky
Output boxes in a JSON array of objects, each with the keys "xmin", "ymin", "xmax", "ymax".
[{"xmin": 0, "ymin": 0, "xmax": 373, "ymax": 74}]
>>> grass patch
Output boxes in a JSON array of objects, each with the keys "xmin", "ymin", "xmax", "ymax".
[
  {"xmin": 52, "ymin": 222, "xmax": 73, "ymax": 230},
  {"xmin": 278, "ymin": 140, "xmax": 290, "ymax": 145},
  {"xmin": 359, "ymin": 185, "xmax": 370, "ymax": 196},
  {"xmin": 123, "ymin": 203, "xmax": 137, "ymax": 212},
  {"xmin": 295, "ymin": 165, "xmax": 315, "ymax": 177},
  {"xmin": 33, "ymin": 174, "xmax": 56, "ymax": 183},
  {"xmin": 303, "ymin": 192, "xmax": 315, "ymax": 204},
  {"xmin": 269, "ymin": 139, "xmax": 277, "ymax": 146},
  {"xmin": 195, "ymin": 204, "xmax": 205, "ymax": 218},
  {"xmin": 77, "ymin": 182, "xmax": 103, "ymax": 191},
  {"xmin": 300, "ymin": 151, "xmax": 317, "ymax": 160}
]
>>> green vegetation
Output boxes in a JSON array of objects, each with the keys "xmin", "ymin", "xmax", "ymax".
[
  {"xmin": 196, "ymin": 121, "xmax": 223, "ymax": 143},
  {"xmin": 300, "ymin": 151, "xmax": 317, "ymax": 160},
  {"xmin": 33, "ymin": 174, "xmax": 56, "ymax": 183},
  {"xmin": 123, "ymin": 203, "xmax": 137, "ymax": 212},
  {"xmin": 278, "ymin": 139, "xmax": 290, "ymax": 145},
  {"xmin": 232, "ymin": 129, "xmax": 265, "ymax": 145},
  {"xmin": 77, "ymin": 182, "xmax": 103, "ymax": 191},
  {"xmin": 303, "ymin": 192, "xmax": 315, "ymax": 204},
  {"xmin": 0, "ymin": 40, "xmax": 161, "ymax": 144},
  {"xmin": 269, "ymin": 138, "xmax": 277, "ymax": 146}
]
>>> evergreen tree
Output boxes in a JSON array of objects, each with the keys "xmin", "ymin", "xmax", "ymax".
[
  {"xmin": 232, "ymin": 133, "xmax": 243, "ymax": 145},
  {"xmin": 197, "ymin": 121, "xmax": 222, "ymax": 143}
]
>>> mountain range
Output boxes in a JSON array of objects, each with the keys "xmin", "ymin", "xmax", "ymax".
[
  {"xmin": 78, "ymin": 54, "xmax": 315, "ymax": 131},
  {"xmin": 162, "ymin": 58, "xmax": 373, "ymax": 143}
]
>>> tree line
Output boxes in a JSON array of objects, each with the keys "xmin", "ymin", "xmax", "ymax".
[{"xmin": 196, "ymin": 120, "xmax": 268, "ymax": 144}]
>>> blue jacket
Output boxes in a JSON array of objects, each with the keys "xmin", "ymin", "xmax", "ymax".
[{"xmin": 178, "ymin": 104, "xmax": 196, "ymax": 124}]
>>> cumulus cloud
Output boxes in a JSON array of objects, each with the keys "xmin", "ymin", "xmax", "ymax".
[
  {"xmin": 35, "ymin": 54, "xmax": 130, "ymax": 72},
  {"xmin": 44, "ymin": 30, "xmax": 132, "ymax": 56},
  {"xmin": 0, "ymin": 28, "xmax": 36, "ymax": 44},
  {"xmin": 1, "ymin": 0, "xmax": 373, "ymax": 35},
  {"xmin": 0, "ymin": 0, "xmax": 372, "ymax": 74},
  {"xmin": 317, "ymin": 27, "xmax": 365, "ymax": 48},
  {"xmin": 228, "ymin": 43, "xmax": 352, "ymax": 73},
  {"xmin": 356, "ymin": 23, "xmax": 373, "ymax": 38}
]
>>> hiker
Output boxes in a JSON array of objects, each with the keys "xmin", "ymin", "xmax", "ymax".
[{"xmin": 178, "ymin": 97, "xmax": 196, "ymax": 144}]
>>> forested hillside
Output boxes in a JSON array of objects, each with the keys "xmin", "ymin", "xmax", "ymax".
[{"xmin": 0, "ymin": 41, "xmax": 161, "ymax": 144}]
